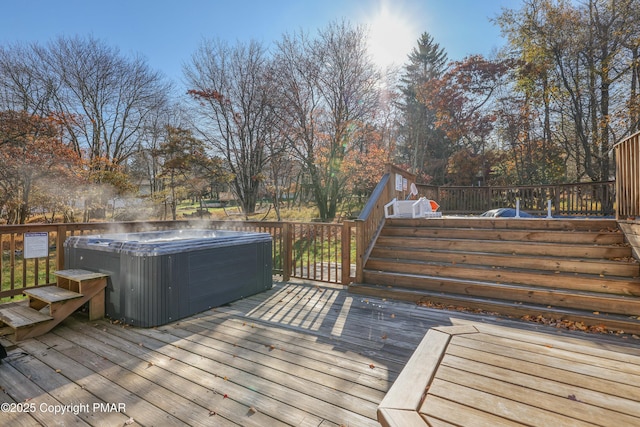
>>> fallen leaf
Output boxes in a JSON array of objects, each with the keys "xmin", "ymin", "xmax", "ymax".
[
  {"xmin": 248, "ymin": 406, "xmax": 258, "ymax": 414},
  {"xmin": 223, "ymin": 394, "xmax": 228, "ymax": 399},
  {"xmin": 209, "ymin": 411, "xmax": 217, "ymax": 416},
  {"xmin": 55, "ymin": 369, "xmax": 61, "ymax": 373},
  {"xmin": 369, "ymin": 363, "xmax": 375, "ymax": 369},
  {"xmin": 147, "ymin": 362, "xmax": 153, "ymax": 368},
  {"xmin": 381, "ymin": 333, "xmax": 388, "ymax": 340},
  {"xmin": 124, "ymin": 418, "xmax": 135, "ymax": 425}
]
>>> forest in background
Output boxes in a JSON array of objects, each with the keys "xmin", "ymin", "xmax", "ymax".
[{"xmin": 1, "ymin": 0, "xmax": 639, "ymax": 224}]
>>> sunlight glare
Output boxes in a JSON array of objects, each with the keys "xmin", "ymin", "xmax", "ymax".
[{"xmin": 366, "ymin": 2, "xmax": 418, "ymax": 69}]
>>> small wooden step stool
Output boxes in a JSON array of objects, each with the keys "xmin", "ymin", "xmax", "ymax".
[
  {"xmin": 0, "ymin": 269, "xmax": 108, "ymax": 341},
  {"xmin": 53, "ymin": 269, "xmax": 109, "ymax": 321}
]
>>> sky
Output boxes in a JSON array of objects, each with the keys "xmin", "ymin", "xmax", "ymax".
[{"xmin": 0, "ymin": 0, "xmax": 516, "ymax": 88}]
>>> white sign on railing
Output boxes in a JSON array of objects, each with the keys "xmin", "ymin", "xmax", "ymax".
[
  {"xmin": 395, "ymin": 173, "xmax": 403, "ymax": 191},
  {"xmin": 24, "ymin": 232, "xmax": 49, "ymax": 259}
]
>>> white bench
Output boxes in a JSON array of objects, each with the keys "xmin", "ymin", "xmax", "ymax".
[{"xmin": 384, "ymin": 197, "xmax": 442, "ymax": 219}]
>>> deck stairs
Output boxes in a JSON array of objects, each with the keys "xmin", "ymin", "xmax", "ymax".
[
  {"xmin": 0, "ymin": 269, "xmax": 107, "ymax": 342},
  {"xmin": 350, "ymin": 217, "xmax": 640, "ymax": 334}
]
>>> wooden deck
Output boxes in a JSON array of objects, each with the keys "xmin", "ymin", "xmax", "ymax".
[
  {"xmin": 1, "ymin": 280, "xmax": 639, "ymax": 426},
  {"xmin": 379, "ymin": 323, "xmax": 640, "ymax": 426}
]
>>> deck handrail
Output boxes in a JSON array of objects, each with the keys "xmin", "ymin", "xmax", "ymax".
[
  {"xmin": 354, "ymin": 164, "xmax": 417, "ymax": 283},
  {"xmin": 0, "ymin": 220, "xmax": 356, "ymax": 300},
  {"xmin": 615, "ymin": 131, "xmax": 640, "ymax": 219},
  {"xmin": 354, "ymin": 173, "xmax": 389, "ymax": 283},
  {"xmin": 416, "ymin": 181, "xmax": 615, "ymax": 216},
  {"xmin": 2, "ymin": 160, "xmax": 628, "ymax": 301}
]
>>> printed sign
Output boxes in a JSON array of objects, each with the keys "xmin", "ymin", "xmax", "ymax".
[
  {"xmin": 24, "ymin": 232, "xmax": 49, "ymax": 259},
  {"xmin": 395, "ymin": 173, "xmax": 403, "ymax": 191}
]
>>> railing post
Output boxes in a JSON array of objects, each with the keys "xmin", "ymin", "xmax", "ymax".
[
  {"xmin": 56, "ymin": 225, "xmax": 67, "ymax": 271},
  {"xmin": 355, "ymin": 220, "xmax": 364, "ymax": 283},
  {"xmin": 341, "ymin": 221, "xmax": 352, "ymax": 285},
  {"xmin": 282, "ymin": 222, "xmax": 292, "ymax": 282}
]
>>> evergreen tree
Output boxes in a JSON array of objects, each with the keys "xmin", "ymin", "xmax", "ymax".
[{"xmin": 397, "ymin": 32, "xmax": 450, "ymax": 183}]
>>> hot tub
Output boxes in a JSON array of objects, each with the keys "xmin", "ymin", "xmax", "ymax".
[{"xmin": 64, "ymin": 229, "xmax": 272, "ymax": 327}]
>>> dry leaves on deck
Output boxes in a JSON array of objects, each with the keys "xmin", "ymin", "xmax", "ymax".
[
  {"xmin": 520, "ymin": 314, "xmax": 614, "ymax": 334},
  {"xmin": 417, "ymin": 300, "xmax": 500, "ymax": 316},
  {"xmin": 417, "ymin": 299, "xmax": 626, "ymax": 336}
]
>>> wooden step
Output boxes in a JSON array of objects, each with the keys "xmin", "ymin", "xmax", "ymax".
[
  {"xmin": 24, "ymin": 286, "xmax": 83, "ymax": 304},
  {"xmin": 0, "ymin": 304, "xmax": 53, "ymax": 329},
  {"xmin": 386, "ymin": 217, "xmax": 620, "ymax": 231},
  {"xmin": 381, "ymin": 226, "xmax": 626, "ymax": 245},
  {"xmin": 362, "ymin": 269, "xmax": 640, "ymax": 314},
  {"xmin": 363, "ymin": 217, "xmax": 640, "ymax": 334},
  {"xmin": 349, "ymin": 283, "xmax": 640, "ymax": 335},
  {"xmin": 370, "ymin": 247, "xmax": 640, "ymax": 277},
  {"xmin": 365, "ymin": 258, "xmax": 640, "ymax": 296},
  {"xmin": 375, "ymin": 236, "xmax": 632, "ymax": 259}
]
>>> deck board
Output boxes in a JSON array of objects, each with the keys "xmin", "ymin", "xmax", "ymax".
[{"xmin": 2, "ymin": 280, "xmax": 639, "ymax": 426}]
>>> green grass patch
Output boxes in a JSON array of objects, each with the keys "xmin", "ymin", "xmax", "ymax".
[{"xmin": 1, "ymin": 252, "xmax": 57, "ymax": 302}]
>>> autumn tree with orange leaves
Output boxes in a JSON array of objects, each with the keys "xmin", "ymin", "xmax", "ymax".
[
  {"xmin": 419, "ymin": 55, "xmax": 515, "ymax": 185},
  {"xmin": 497, "ymin": 0, "xmax": 640, "ymax": 182},
  {"xmin": 0, "ymin": 111, "xmax": 82, "ymax": 224}
]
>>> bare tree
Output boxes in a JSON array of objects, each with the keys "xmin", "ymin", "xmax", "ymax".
[
  {"xmin": 273, "ymin": 21, "xmax": 380, "ymax": 220},
  {"xmin": 184, "ymin": 39, "xmax": 275, "ymax": 215},
  {"xmin": 127, "ymin": 103, "xmax": 188, "ymax": 219},
  {"xmin": 40, "ymin": 36, "xmax": 171, "ymax": 168}
]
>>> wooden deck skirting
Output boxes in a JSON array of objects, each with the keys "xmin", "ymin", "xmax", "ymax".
[{"xmin": 1, "ymin": 280, "xmax": 639, "ymax": 426}]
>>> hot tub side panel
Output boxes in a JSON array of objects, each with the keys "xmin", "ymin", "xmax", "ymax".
[
  {"xmin": 186, "ymin": 240, "xmax": 273, "ymax": 315},
  {"xmin": 119, "ymin": 254, "xmax": 180, "ymax": 328}
]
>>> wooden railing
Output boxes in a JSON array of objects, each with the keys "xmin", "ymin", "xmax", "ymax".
[
  {"xmin": 615, "ymin": 131, "xmax": 640, "ymax": 219},
  {"xmin": 1, "ymin": 220, "xmax": 356, "ymax": 300},
  {"xmin": 353, "ymin": 164, "xmax": 417, "ymax": 282},
  {"xmin": 2, "ymin": 159, "xmax": 629, "ymax": 301},
  {"xmin": 417, "ymin": 181, "xmax": 615, "ymax": 216}
]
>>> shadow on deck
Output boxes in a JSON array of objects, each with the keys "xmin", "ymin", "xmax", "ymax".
[{"xmin": 1, "ymin": 279, "xmax": 638, "ymax": 426}]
